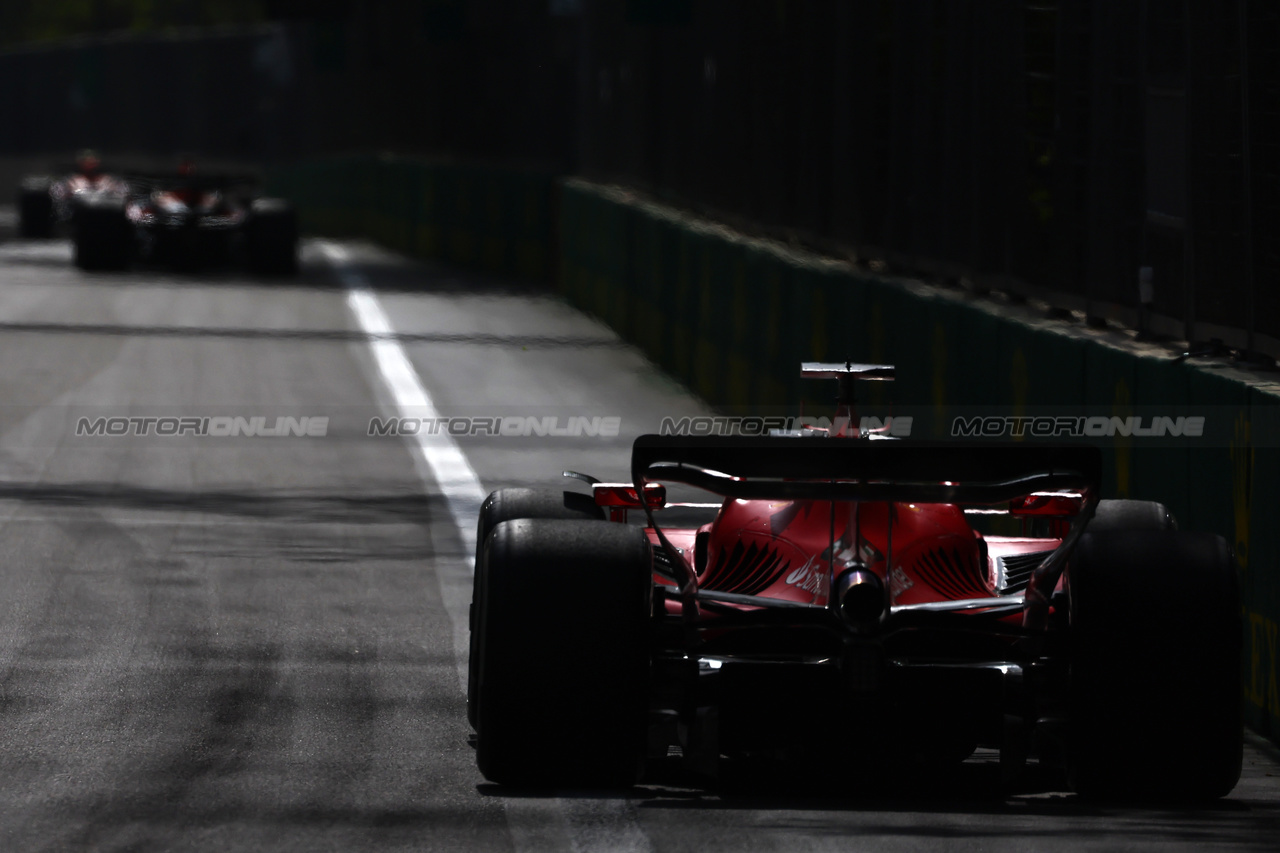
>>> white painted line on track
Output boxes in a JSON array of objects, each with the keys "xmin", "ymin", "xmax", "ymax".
[
  {"xmin": 322, "ymin": 241, "xmax": 484, "ymax": 567},
  {"xmin": 322, "ymin": 240, "xmax": 654, "ymax": 853}
]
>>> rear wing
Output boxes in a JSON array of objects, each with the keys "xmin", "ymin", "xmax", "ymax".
[{"xmin": 631, "ymin": 435, "xmax": 1101, "ymax": 504}]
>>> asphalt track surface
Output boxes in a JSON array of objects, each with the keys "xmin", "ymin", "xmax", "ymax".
[{"xmin": 0, "ymin": 226, "xmax": 1276, "ymax": 852}]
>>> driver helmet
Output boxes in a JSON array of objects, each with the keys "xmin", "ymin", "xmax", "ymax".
[{"xmin": 75, "ymin": 149, "xmax": 101, "ymax": 177}]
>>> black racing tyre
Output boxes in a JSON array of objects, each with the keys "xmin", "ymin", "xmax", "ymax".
[
  {"xmin": 73, "ymin": 198, "xmax": 131, "ymax": 271},
  {"xmin": 1066, "ymin": 529, "xmax": 1241, "ymax": 801},
  {"xmin": 246, "ymin": 198, "xmax": 299, "ymax": 274},
  {"xmin": 1089, "ymin": 499, "xmax": 1177, "ymax": 533},
  {"xmin": 474, "ymin": 518, "xmax": 651, "ymax": 788},
  {"xmin": 17, "ymin": 179, "xmax": 54, "ymax": 238},
  {"xmin": 468, "ymin": 489, "xmax": 604, "ymax": 729}
]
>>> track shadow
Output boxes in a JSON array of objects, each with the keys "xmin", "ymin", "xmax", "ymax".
[
  {"xmin": 479, "ymin": 752, "xmax": 1279, "ymax": 848},
  {"xmin": 0, "ymin": 481, "xmax": 439, "ymax": 524},
  {"xmin": 0, "ymin": 235, "xmax": 560, "ymax": 298},
  {"xmin": 0, "ymin": 317, "xmax": 624, "ymax": 348}
]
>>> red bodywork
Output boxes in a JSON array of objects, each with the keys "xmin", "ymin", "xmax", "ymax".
[
  {"xmin": 591, "ymin": 471, "xmax": 1077, "ymax": 627},
  {"xmin": 48, "ymin": 170, "xmax": 129, "ymax": 222},
  {"xmin": 594, "ymin": 418, "xmax": 1101, "ymax": 765},
  {"xmin": 649, "ymin": 499, "xmax": 1063, "ymax": 614},
  {"xmin": 127, "ymin": 188, "xmax": 245, "ymax": 229}
]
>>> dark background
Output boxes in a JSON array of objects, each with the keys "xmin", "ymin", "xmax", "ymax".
[{"xmin": 1, "ymin": 0, "xmax": 1276, "ymax": 353}]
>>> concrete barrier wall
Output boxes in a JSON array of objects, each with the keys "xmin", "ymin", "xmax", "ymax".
[
  {"xmin": 272, "ymin": 157, "xmax": 1280, "ymax": 743},
  {"xmin": 266, "ymin": 155, "xmax": 557, "ymax": 284}
]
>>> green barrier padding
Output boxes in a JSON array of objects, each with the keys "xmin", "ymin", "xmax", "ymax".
[
  {"xmin": 739, "ymin": 242, "xmax": 795, "ymax": 410},
  {"xmin": 556, "ymin": 181, "xmax": 585, "ymax": 298},
  {"xmin": 479, "ymin": 171, "xmax": 508, "ymax": 274},
  {"xmin": 669, "ymin": 222, "xmax": 704, "ymax": 395},
  {"xmin": 921, "ymin": 297, "xmax": 975, "ymax": 438},
  {"xmin": 629, "ymin": 204, "xmax": 665, "ymax": 360},
  {"xmin": 936, "ymin": 298, "xmax": 1006, "ymax": 418},
  {"xmin": 856, "ymin": 275, "xmax": 930, "ymax": 411},
  {"xmin": 417, "ymin": 165, "xmax": 440, "ymax": 258},
  {"xmin": 517, "ymin": 173, "xmax": 551, "ymax": 283},
  {"xmin": 692, "ymin": 225, "xmax": 736, "ymax": 407},
  {"xmin": 986, "ymin": 317, "xmax": 1066, "ymax": 415},
  {"xmin": 722, "ymin": 237, "xmax": 752, "ymax": 410},
  {"xmin": 1083, "ymin": 340, "xmax": 1140, "ymax": 498},
  {"xmin": 582, "ymin": 187, "xmax": 607, "ymax": 320},
  {"xmin": 854, "ymin": 274, "xmax": 909, "ymax": 411},
  {"xmin": 1024, "ymin": 323, "xmax": 1088, "ymax": 408},
  {"xmin": 369, "ymin": 158, "xmax": 392, "ymax": 250},
  {"xmin": 570, "ymin": 184, "xmax": 597, "ymax": 309},
  {"xmin": 813, "ymin": 265, "xmax": 860, "ymax": 365},
  {"xmin": 441, "ymin": 165, "xmax": 460, "ymax": 263},
  {"xmin": 380, "ymin": 157, "xmax": 418, "ymax": 253},
  {"xmin": 269, "ymin": 156, "xmax": 556, "ymax": 284},
  {"xmin": 583, "ymin": 185, "xmax": 606, "ymax": 310},
  {"xmin": 600, "ymin": 193, "xmax": 631, "ymax": 333},
  {"xmin": 795, "ymin": 261, "xmax": 861, "ymax": 414},
  {"xmin": 652, "ymin": 212, "xmax": 685, "ymax": 382},
  {"xmin": 354, "ymin": 157, "xmax": 376, "ymax": 236},
  {"xmin": 1183, "ymin": 364, "xmax": 1253, "ymax": 544},
  {"xmin": 1123, "ymin": 355, "xmax": 1190, "ymax": 522},
  {"xmin": 778, "ymin": 257, "xmax": 820, "ymax": 413},
  {"xmin": 458, "ymin": 166, "xmax": 482, "ymax": 268},
  {"xmin": 1245, "ymin": 383, "xmax": 1280, "ymax": 738}
]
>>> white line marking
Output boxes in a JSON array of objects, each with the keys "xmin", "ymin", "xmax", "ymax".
[
  {"xmin": 323, "ymin": 241, "xmax": 484, "ymax": 566},
  {"xmin": 323, "ymin": 240, "xmax": 653, "ymax": 853}
]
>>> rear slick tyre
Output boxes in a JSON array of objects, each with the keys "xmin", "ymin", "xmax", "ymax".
[
  {"xmin": 246, "ymin": 199, "xmax": 298, "ymax": 274},
  {"xmin": 474, "ymin": 518, "xmax": 651, "ymax": 788},
  {"xmin": 73, "ymin": 200, "xmax": 130, "ymax": 271},
  {"xmin": 468, "ymin": 489, "xmax": 604, "ymax": 730},
  {"xmin": 1066, "ymin": 529, "xmax": 1241, "ymax": 801},
  {"xmin": 18, "ymin": 183, "xmax": 54, "ymax": 238},
  {"xmin": 1089, "ymin": 499, "xmax": 1177, "ymax": 533}
]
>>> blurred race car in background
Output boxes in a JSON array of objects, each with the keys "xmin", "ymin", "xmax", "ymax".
[
  {"xmin": 16, "ymin": 155, "xmax": 298, "ymax": 274},
  {"xmin": 15, "ymin": 150, "xmax": 127, "ymax": 238},
  {"xmin": 467, "ymin": 363, "xmax": 1242, "ymax": 801}
]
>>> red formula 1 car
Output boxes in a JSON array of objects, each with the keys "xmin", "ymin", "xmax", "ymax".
[
  {"xmin": 15, "ymin": 150, "xmax": 128, "ymax": 238},
  {"xmin": 468, "ymin": 363, "xmax": 1241, "ymax": 801},
  {"xmin": 71, "ymin": 161, "xmax": 297, "ymax": 273}
]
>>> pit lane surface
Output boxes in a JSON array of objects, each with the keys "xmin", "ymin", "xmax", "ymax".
[{"xmin": 0, "ymin": 229, "xmax": 1276, "ymax": 851}]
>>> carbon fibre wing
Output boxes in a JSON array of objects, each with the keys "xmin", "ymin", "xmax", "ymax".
[{"xmin": 631, "ymin": 435, "xmax": 1101, "ymax": 504}]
